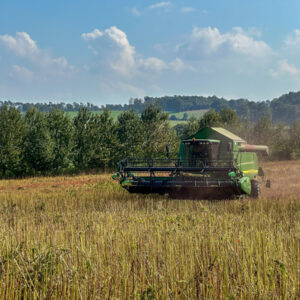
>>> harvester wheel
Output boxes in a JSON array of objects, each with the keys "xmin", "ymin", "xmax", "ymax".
[{"xmin": 250, "ymin": 180, "xmax": 260, "ymax": 198}]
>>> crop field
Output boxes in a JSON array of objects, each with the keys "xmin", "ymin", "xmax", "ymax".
[
  {"xmin": 65, "ymin": 110, "xmax": 205, "ymax": 127},
  {"xmin": 0, "ymin": 161, "xmax": 299, "ymax": 299}
]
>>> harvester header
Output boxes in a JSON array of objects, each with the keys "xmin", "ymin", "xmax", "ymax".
[{"xmin": 113, "ymin": 127, "xmax": 268, "ymax": 199}]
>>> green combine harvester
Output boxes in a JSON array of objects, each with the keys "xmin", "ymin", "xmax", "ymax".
[{"xmin": 113, "ymin": 127, "xmax": 269, "ymax": 199}]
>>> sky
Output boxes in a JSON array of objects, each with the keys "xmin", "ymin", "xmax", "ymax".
[{"xmin": 1, "ymin": 0, "xmax": 300, "ymax": 105}]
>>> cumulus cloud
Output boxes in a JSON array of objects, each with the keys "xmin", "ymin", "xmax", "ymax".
[
  {"xmin": 81, "ymin": 29, "xmax": 103, "ymax": 41},
  {"xmin": 149, "ymin": 2, "xmax": 172, "ymax": 10},
  {"xmin": 177, "ymin": 26, "xmax": 271, "ymax": 59},
  {"xmin": 0, "ymin": 32, "xmax": 39, "ymax": 57},
  {"xmin": 139, "ymin": 57, "xmax": 167, "ymax": 72},
  {"xmin": 0, "ymin": 32, "xmax": 73, "ymax": 73},
  {"xmin": 83, "ymin": 26, "xmax": 136, "ymax": 75},
  {"xmin": 82, "ymin": 26, "xmax": 184, "ymax": 77}
]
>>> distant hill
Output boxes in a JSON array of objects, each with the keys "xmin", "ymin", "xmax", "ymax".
[{"xmin": 2, "ymin": 91, "xmax": 300, "ymax": 124}]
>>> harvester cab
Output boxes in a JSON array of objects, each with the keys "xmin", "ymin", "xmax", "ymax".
[{"xmin": 113, "ymin": 127, "xmax": 269, "ymax": 199}]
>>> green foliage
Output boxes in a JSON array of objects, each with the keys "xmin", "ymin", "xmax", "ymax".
[
  {"xmin": 0, "ymin": 106, "xmax": 25, "ymax": 178},
  {"xmin": 73, "ymin": 108, "xmax": 118, "ymax": 170},
  {"xmin": 23, "ymin": 108, "xmax": 54, "ymax": 174},
  {"xmin": 4, "ymin": 90, "xmax": 300, "ymax": 124},
  {"xmin": 250, "ymin": 115, "xmax": 274, "ymax": 145},
  {"xmin": 73, "ymin": 107, "xmax": 93, "ymax": 169},
  {"xmin": 182, "ymin": 112, "xmax": 188, "ymax": 120},
  {"xmin": 89, "ymin": 108, "xmax": 118, "ymax": 168},
  {"xmin": 288, "ymin": 121, "xmax": 300, "ymax": 159},
  {"xmin": 180, "ymin": 117, "xmax": 200, "ymax": 139},
  {"xmin": 47, "ymin": 109, "xmax": 74, "ymax": 172},
  {"xmin": 116, "ymin": 110, "xmax": 143, "ymax": 160},
  {"xmin": 199, "ymin": 109, "xmax": 222, "ymax": 128},
  {"xmin": 141, "ymin": 104, "xmax": 177, "ymax": 158},
  {"xmin": 2, "ymin": 103, "xmax": 300, "ymax": 178}
]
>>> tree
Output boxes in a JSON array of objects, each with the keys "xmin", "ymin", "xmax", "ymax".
[
  {"xmin": 287, "ymin": 121, "xmax": 300, "ymax": 159},
  {"xmin": 141, "ymin": 104, "xmax": 178, "ymax": 158},
  {"xmin": 73, "ymin": 108, "xmax": 117, "ymax": 169},
  {"xmin": 23, "ymin": 108, "xmax": 54, "ymax": 174},
  {"xmin": 169, "ymin": 115, "xmax": 178, "ymax": 120},
  {"xmin": 182, "ymin": 112, "xmax": 188, "ymax": 121},
  {"xmin": 271, "ymin": 123, "xmax": 291, "ymax": 160},
  {"xmin": 199, "ymin": 109, "xmax": 222, "ymax": 129},
  {"xmin": 89, "ymin": 109, "xmax": 117, "ymax": 168},
  {"xmin": 115, "ymin": 110, "xmax": 143, "ymax": 160},
  {"xmin": 73, "ymin": 107, "xmax": 93, "ymax": 169},
  {"xmin": 250, "ymin": 115, "xmax": 274, "ymax": 146},
  {"xmin": 0, "ymin": 106, "xmax": 25, "ymax": 178},
  {"xmin": 219, "ymin": 108, "xmax": 242, "ymax": 135},
  {"xmin": 181, "ymin": 117, "xmax": 200, "ymax": 139},
  {"xmin": 47, "ymin": 109, "xmax": 74, "ymax": 172}
]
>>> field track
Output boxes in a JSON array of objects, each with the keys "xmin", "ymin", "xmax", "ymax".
[{"xmin": 0, "ymin": 161, "xmax": 299, "ymax": 299}]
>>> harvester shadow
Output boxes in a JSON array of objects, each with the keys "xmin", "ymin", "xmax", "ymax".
[{"xmin": 167, "ymin": 187, "xmax": 241, "ymax": 201}]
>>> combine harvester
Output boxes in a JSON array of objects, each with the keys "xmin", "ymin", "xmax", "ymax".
[{"xmin": 113, "ymin": 127, "xmax": 269, "ymax": 199}]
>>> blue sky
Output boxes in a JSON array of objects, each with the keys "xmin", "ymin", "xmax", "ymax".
[{"xmin": 1, "ymin": 0, "xmax": 300, "ymax": 104}]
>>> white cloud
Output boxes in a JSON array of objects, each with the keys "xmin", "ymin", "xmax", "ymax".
[
  {"xmin": 81, "ymin": 29, "xmax": 103, "ymax": 41},
  {"xmin": 11, "ymin": 65, "xmax": 34, "ymax": 81},
  {"xmin": 284, "ymin": 29, "xmax": 300, "ymax": 46},
  {"xmin": 0, "ymin": 32, "xmax": 73, "ymax": 73},
  {"xmin": 246, "ymin": 27, "xmax": 262, "ymax": 38},
  {"xmin": 270, "ymin": 59, "xmax": 299, "ymax": 78},
  {"xmin": 177, "ymin": 27, "xmax": 271, "ymax": 59},
  {"xmin": 149, "ymin": 2, "xmax": 172, "ymax": 10},
  {"xmin": 82, "ymin": 27, "xmax": 136, "ymax": 75},
  {"xmin": 169, "ymin": 58, "xmax": 186, "ymax": 72},
  {"xmin": 131, "ymin": 2, "xmax": 171, "ymax": 16},
  {"xmin": 0, "ymin": 32, "xmax": 39, "ymax": 57},
  {"xmin": 139, "ymin": 57, "xmax": 167, "ymax": 72},
  {"xmin": 180, "ymin": 7, "xmax": 196, "ymax": 14},
  {"xmin": 82, "ymin": 26, "xmax": 184, "ymax": 77}
]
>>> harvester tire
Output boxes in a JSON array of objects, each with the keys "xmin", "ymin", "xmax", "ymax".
[{"xmin": 250, "ymin": 180, "xmax": 260, "ymax": 198}]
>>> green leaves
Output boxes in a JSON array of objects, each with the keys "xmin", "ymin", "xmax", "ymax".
[
  {"xmin": 0, "ymin": 106, "xmax": 25, "ymax": 178},
  {"xmin": 47, "ymin": 109, "xmax": 74, "ymax": 171},
  {"xmin": 23, "ymin": 108, "xmax": 55, "ymax": 174},
  {"xmin": 73, "ymin": 108, "xmax": 117, "ymax": 169}
]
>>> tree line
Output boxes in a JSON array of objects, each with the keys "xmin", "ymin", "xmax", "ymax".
[
  {"xmin": 0, "ymin": 104, "xmax": 300, "ymax": 179},
  {"xmin": 0, "ymin": 105, "xmax": 176, "ymax": 178},
  {"xmin": 2, "ymin": 90, "xmax": 300, "ymax": 124},
  {"xmin": 106, "ymin": 91, "xmax": 300, "ymax": 124},
  {"xmin": 0, "ymin": 100, "xmax": 101, "ymax": 113}
]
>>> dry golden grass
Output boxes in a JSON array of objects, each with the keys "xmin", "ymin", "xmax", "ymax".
[{"xmin": 0, "ymin": 162, "xmax": 299, "ymax": 299}]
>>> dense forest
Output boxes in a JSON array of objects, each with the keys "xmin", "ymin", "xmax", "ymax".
[
  {"xmin": 106, "ymin": 91, "xmax": 300, "ymax": 124},
  {"xmin": 2, "ymin": 90, "xmax": 300, "ymax": 124},
  {"xmin": 1, "ymin": 103, "xmax": 300, "ymax": 178}
]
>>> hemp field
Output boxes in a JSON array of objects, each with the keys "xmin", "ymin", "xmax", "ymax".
[{"xmin": 0, "ymin": 161, "xmax": 299, "ymax": 299}]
